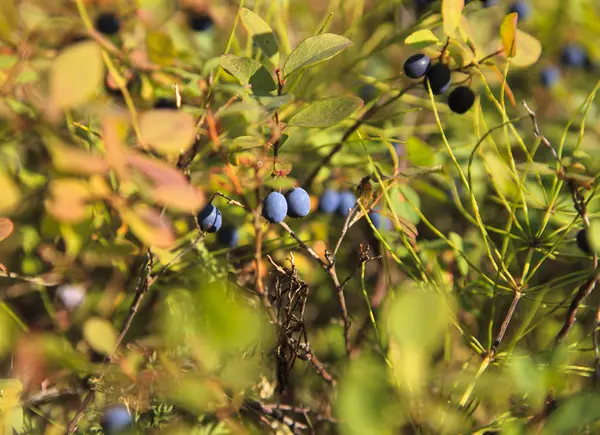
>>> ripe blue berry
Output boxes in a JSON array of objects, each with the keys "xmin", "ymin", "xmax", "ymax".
[
  {"xmin": 95, "ymin": 13, "xmax": 121, "ymax": 35},
  {"xmin": 197, "ymin": 204, "xmax": 222, "ymax": 233},
  {"xmin": 539, "ymin": 66, "xmax": 560, "ymax": 88},
  {"xmin": 154, "ymin": 98, "xmax": 178, "ymax": 109},
  {"xmin": 285, "ymin": 188, "xmax": 311, "ymax": 218},
  {"xmin": 577, "ymin": 229, "xmax": 592, "ymax": 254},
  {"xmin": 508, "ymin": 1, "xmax": 530, "ymax": 20},
  {"xmin": 425, "ymin": 63, "xmax": 452, "ymax": 95},
  {"xmin": 448, "ymin": 86, "xmax": 475, "ymax": 114},
  {"xmin": 57, "ymin": 284, "xmax": 86, "ymax": 311},
  {"xmin": 218, "ymin": 226, "xmax": 240, "ymax": 248},
  {"xmin": 561, "ymin": 44, "xmax": 586, "ymax": 68},
  {"xmin": 403, "ymin": 54, "xmax": 431, "ymax": 79},
  {"xmin": 262, "ymin": 192, "xmax": 288, "ymax": 223},
  {"xmin": 319, "ymin": 189, "xmax": 341, "ymax": 214},
  {"xmin": 337, "ymin": 191, "xmax": 357, "ymax": 217},
  {"xmin": 100, "ymin": 405, "xmax": 132, "ymax": 435},
  {"xmin": 188, "ymin": 11, "xmax": 214, "ymax": 32}
]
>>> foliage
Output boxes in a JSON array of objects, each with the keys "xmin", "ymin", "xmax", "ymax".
[{"xmin": 1, "ymin": 0, "xmax": 600, "ymax": 434}]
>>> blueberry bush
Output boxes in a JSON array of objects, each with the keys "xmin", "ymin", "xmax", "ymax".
[{"xmin": 2, "ymin": 0, "xmax": 600, "ymax": 433}]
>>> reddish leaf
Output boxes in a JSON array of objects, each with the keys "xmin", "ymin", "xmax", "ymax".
[
  {"xmin": 0, "ymin": 217, "xmax": 14, "ymax": 242},
  {"xmin": 122, "ymin": 203, "xmax": 176, "ymax": 249}
]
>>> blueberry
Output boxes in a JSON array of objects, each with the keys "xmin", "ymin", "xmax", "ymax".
[
  {"xmin": 262, "ymin": 192, "xmax": 288, "ymax": 223},
  {"xmin": 414, "ymin": 0, "xmax": 435, "ymax": 16},
  {"xmin": 561, "ymin": 44, "xmax": 586, "ymax": 68},
  {"xmin": 197, "ymin": 204, "xmax": 222, "ymax": 233},
  {"xmin": 508, "ymin": 0, "xmax": 530, "ymax": 20},
  {"xmin": 481, "ymin": 0, "xmax": 499, "ymax": 6},
  {"xmin": 285, "ymin": 187, "xmax": 311, "ymax": 218},
  {"xmin": 187, "ymin": 11, "xmax": 214, "ymax": 32},
  {"xmin": 577, "ymin": 228, "xmax": 592, "ymax": 254},
  {"xmin": 337, "ymin": 191, "xmax": 357, "ymax": 217},
  {"xmin": 100, "ymin": 405, "xmax": 132, "ymax": 435},
  {"xmin": 358, "ymin": 84, "xmax": 378, "ymax": 103},
  {"xmin": 448, "ymin": 86, "xmax": 475, "ymax": 114},
  {"xmin": 425, "ymin": 63, "xmax": 452, "ymax": 95},
  {"xmin": 403, "ymin": 53, "xmax": 431, "ymax": 79},
  {"xmin": 319, "ymin": 189, "xmax": 341, "ymax": 214},
  {"xmin": 217, "ymin": 226, "xmax": 239, "ymax": 248},
  {"xmin": 56, "ymin": 284, "xmax": 86, "ymax": 311},
  {"xmin": 154, "ymin": 98, "xmax": 178, "ymax": 109},
  {"xmin": 539, "ymin": 66, "xmax": 560, "ymax": 88},
  {"xmin": 95, "ymin": 13, "xmax": 121, "ymax": 35},
  {"xmin": 368, "ymin": 211, "xmax": 390, "ymax": 230}
]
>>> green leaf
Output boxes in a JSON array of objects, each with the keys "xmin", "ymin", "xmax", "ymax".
[
  {"xmin": 500, "ymin": 13, "xmax": 518, "ymax": 58},
  {"xmin": 49, "ymin": 41, "xmax": 104, "ymax": 109},
  {"xmin": 546, "ymin": 394, "xmax": 600, "ymax": 433},
  {"xmin": 255, "ymin": 93, "xmax": 294, "ymax": 110},
  {"xmin": 220, "ymin": 55, "xmax": 276, "ymax": 95},
  {"xmin": 0, "ymin": 171, "xmax": 20, "ymax": 214},
  {"xmin": 442, "ymin": 0, "xmax": 465, "ymax": 36},
  {"xmin": 228, "ymin": 136, "xmax": 262, "ymax": 166},
  {"xmin": 288, "ymin": 96, "xmax": 363, "ymax": 128},
  {"xmin": 139, "ymin": 110, "xmax": 197, "ymax": 155},
  {"xmin": 283, "ymin": 33, "xmax": 352, "ymax": 78},
  {"xmin": 404, "ymin": 29, "xmax": 440, "ymax": 49},
  {"xmin": 406, "ymin": 136, "xmax": 435, "ymax": 167},
  {"xmin": 146, "ymin": 30, "xmax": 176, "ymax": 66},
  {"xmin": 83, "ymin": 317, "xmax": 117, "ymax": 355},
  {"xmin": 449, "ymin": 232, "xmax": 468, "ymax": 277},
  {"xmin": 239, "ymin": 8, "xmax": 279, "ymax": 66}
]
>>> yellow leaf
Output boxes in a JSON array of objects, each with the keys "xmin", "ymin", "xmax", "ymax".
[
  {"xmin": 139, "ymin": 110, "xmax": 196, "ymax": 155},
  {"xmin": 122, "ymin": 203, "xmax": 176, "ymax": 249},
  {"xmin": 83, "ymin": 317, "xmax": 117, "ymax": 355},
  {"xmin": 404, "ymin": 29, "xmax": 440, "ymax": 49},
  {"xmin": 49, "ymin": 41, "xmax": 104, "ymax": 109},
  {"xmin": 0, "ymin": 218, "xmax": 14, "ymax": 242},
  {"xmin": 500, "ymin": 13, "xmax": 518, "ymax": 58},
  {"xmin": 442, "ymin": 0, "xmax": 465, "ymax": 37},
  {"xmin": 0, "ymin": 172, "xmax": 20, "ymax": 214},
  {"xmin": 510, "ymin": 30, "xmax": 542, "ymax": 67}
]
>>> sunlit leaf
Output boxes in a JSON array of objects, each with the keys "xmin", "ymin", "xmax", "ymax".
[
  {"xmin": 151, "ymin": 184, "xmax": 204, "ymax": 214},
  {"xmin": 0, "ymin": 172, "xmax": 21, "ymax": 214},
  {"xmin": 288, "ymin": 96, "xmax": 363, "ymax": 128},
  {"xmin": 546, "ymin": 393, "xmax": 600, "ymax": 433},
  {"xmin": 139, "ymin": 110, "xmax": 196, "ymax": 155},
  {"xmin": 0, "ymin": 218, "xmax": 14, "ymax": 243},
  {"xmin": 0, "ymin": 0, "xmax": 18, "ymax": 42},
  {"xmin": 500, "ymin": 13, "xmax": 518, "ymax": 58},
  {"xmin": 406, "ymin": 136, "xmax": 435, "ymax": 167},
  {"xmin": 442, "ymin": 0, "xmax": 464, "ymax": 37},
  {"xmin": 122, "ymin": 203, "xmax": 176, "ymax": 248},
  {"xmin": 45, "ymin": 134, "xmax": 108, "ymax": 176},
  {"xmin": 49, "ymin": 41, "xmax": 104, "ymax": 109},
  {"xmin": 239, "ymin": 8, "xmax": 279, "ymax": 65},
  {"xmin": 283, "ymin": 33, "xmax": 352, "ymax": 78},
  {"xmin": 83, "ymin": 317, "xmax": 117, "ymax": 355},
  {"xmin": 404, "ymin": 29, "xmax": 441, "ymax": 49},
  {"xmin": 509, "ymin": 30, "xmax": 542, "ymax": 67}
]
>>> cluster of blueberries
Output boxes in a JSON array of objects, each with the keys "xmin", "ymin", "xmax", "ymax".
[
  {"xmin": 404, "ymin": 53, "xmax": 475, "ymax": 114},
  {"xmin": 318, "ymin": 189, "xmax": 390, "ymax": 230},
  {"xmin": 94, "ymin": 9, "xmax": 214, "ymax": 36},
  {"xmin": 539, "ymin": 43, "xmax": 595, "ymax": 89}
]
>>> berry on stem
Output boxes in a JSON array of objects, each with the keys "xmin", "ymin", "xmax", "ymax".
[
  {"xmin": 403, "ymin": 53, "xmax": 431, "ymax": 79},
  {"xmin": 95, "ymin": 12, "xmax": 121, "ymax": 35},
  {"xmin": 218, "ymin": 226, "xmax": 240, "ymax": 248},
  {"xmin": 337, "ymin": 191, "xmax": 357, "ymax": 217},
  {"xmin": 285, "ymin": 187, "xmax": 311, "ymax": 218},
  {"xmin": 448, "ymin": 86, "xmax": 475, "ymax": 114},
  {"xmin": 425, "ymin": 63, "xmax": 452, "ymax": 95},
  {"xmin": 319, "ymin": 189, "xmax": 341, "ymax": 214},
  {"xmin": 577, "ymin": 228, "xmax": 592, "ymax": 254},
  {"xmin": 561, "ymin": 44, "xmax": 586, "ymax": 68},
  {"xmin": 100, "ymin": 405, "xmax": 132, "ymax": 435},
  {"xmin": 187, "ymin": 11, "xmax": 214, "ymax": 32},
  {"xmin": 539, "ymin": 66, "xmax": 560, "ymax": 88},
  {"xmin": 197, "ymin": 204, "xmax": 222, "ymax": 233},
  {"xmin": 262, "ymin": 192, "xmax": 288, "ymax": 223}
]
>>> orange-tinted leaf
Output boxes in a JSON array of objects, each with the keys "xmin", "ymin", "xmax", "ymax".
[
  {"xmin": 45, "ymin": 198, "xmax": 89, "ymax": 224},
  {"xmin": 45, "ymin": 135, "xmax": 108, "ymax": 176},
  {"xmin": 0, "ymin": 217, "xmax": 14, "ymax": 242},
  {"xmin": 49, "ymin": 41, "xmax": 104, "ymax": 109},
  {"xmin": 103, "ymin": 116, "xmax": 128, "ymax": 178},
  {"xmin": 491, "ymin": 65, "xmax": 517, "ymax": 108},
  {"xmin": 500, "ymin": 13, "xmax": 518, "ymax": 58},
  {"xmin": 0, "ymin": 172, "xmax": 21, "ymax": 214},
  {"xmin": 126, "ymin": 152, "xmax": 189, "ymax": 187},
  {"xmin": 442, "ymin": 0, "xmax": 464, "ymax": 37},
  {"xmin": 122, "ymin": 203, "xmax": 176, "ymax": 249},
  {"xmin": 139, "ymin": 110, "xmax": 196, "ymax": 155}
]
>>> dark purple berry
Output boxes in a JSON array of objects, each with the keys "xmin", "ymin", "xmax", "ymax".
[
  {"xmin": 218, "ymin": 226, "xmax": 239, "ymax": 248},
  {"xmin": 187, "ymin": 11, "xmax": 214, "ymax": 32},
  {"xmin": 404, "ymin": 53, "xmax": 431, "ymax": 79},
  {"xmin": 577, "ymin": 229, "xmax": 592, "ymax": 254},
  {"xmin": 508, "ymin": 1, "xmax": 530, "ymax": 21},
  {"xmin": 448, "ymin": 86, "xmax": 475, "ymax": 114},
  {"xmin": 539, "ymin": 66, "xmax": 560, "ymax": 88},
  {"xmin": 425, "ymin": 63, "xmax": 452, "ymax": 95},
  {"xmin": 95, "ymin": 13, "xmax": 121, "ymax": 35}
]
